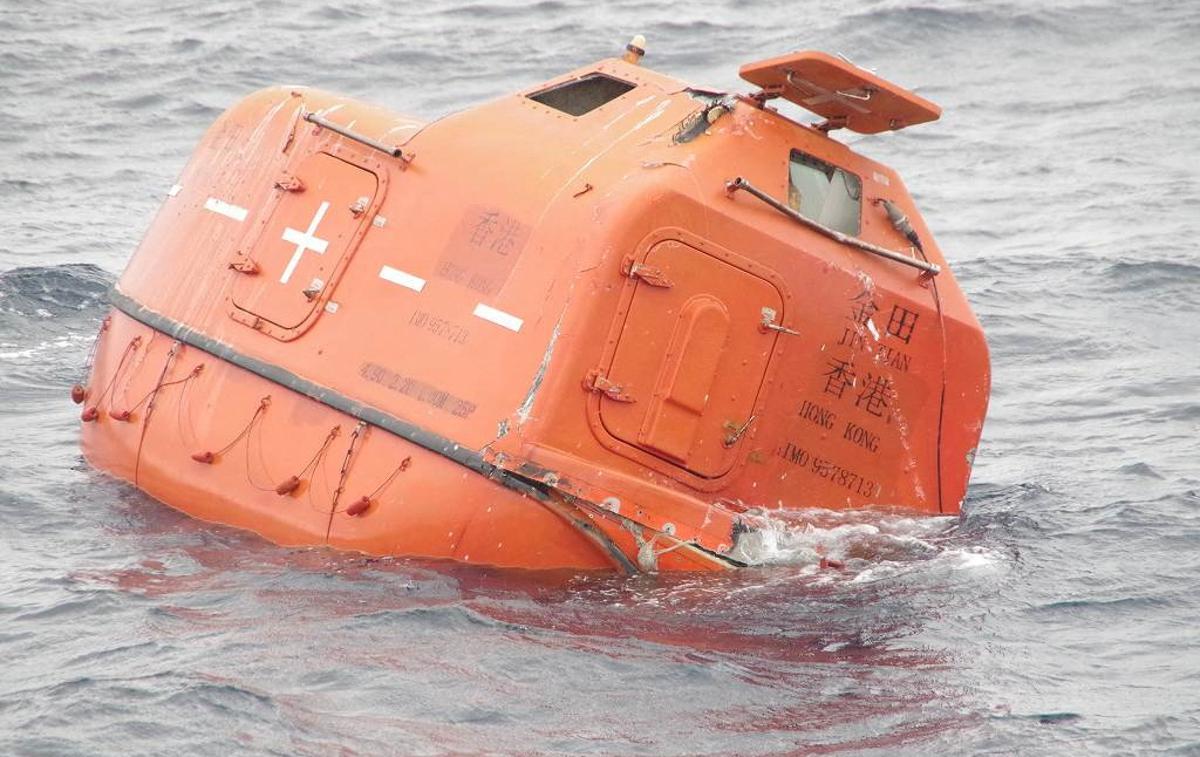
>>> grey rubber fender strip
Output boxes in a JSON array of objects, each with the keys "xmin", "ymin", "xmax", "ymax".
[
  {"xmin": 106, "ymin": 288, "xmax": 736, "ymax": 573},
  {"xmin": 106, "ymin": 288, "xmax": 545, "ymax": 501}
]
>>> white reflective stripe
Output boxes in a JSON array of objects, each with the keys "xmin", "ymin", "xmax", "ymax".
[
  {"xmin": 167, "ymin": 184, "xmax": 182, "ymax": 197},
  {"xmin": 473, "ymin": 303, "xmax": 523, "ymax": 332},
  {"xmin": 379, "ymin": 265, "xmax": 425, "ymax": 292},
  {"xmin": 279, "ymin": 201, "xmax": 331, "ymax": 284},
  {"xmin": 203, "ymin": 197, "xmax": 248, "ymax": 221}
]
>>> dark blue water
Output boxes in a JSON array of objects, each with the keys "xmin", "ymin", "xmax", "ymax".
[{"xmin": 2, "ymin": 1, "xmax": 1199, "ymax": 753}]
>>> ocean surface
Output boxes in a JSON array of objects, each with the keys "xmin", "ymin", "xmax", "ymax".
[{"xmin": 2, "ymin": 0, "xmax": 1198, "ymax": 754}]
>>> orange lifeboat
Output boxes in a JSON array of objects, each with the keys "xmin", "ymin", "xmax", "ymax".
[{"xmin": 76, "ymin": 42, "xmax": 989, "ymax": 572}]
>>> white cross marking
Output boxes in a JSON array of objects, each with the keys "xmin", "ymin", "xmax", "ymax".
[
  {"xmin": 279, "ymin": 201, "xmax": 331, "ymax": 284},
  {"xmin": 786, "ymin": 74, "xmax": 872, "ymax": 115}
]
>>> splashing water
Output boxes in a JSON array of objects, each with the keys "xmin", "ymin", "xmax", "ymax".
[{"xmin": 729, "ymin": 507, "xmax": 1006, "ymax": 580}]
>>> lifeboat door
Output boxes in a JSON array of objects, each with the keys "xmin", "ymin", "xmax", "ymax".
[
  {"xmin": 230, "ymin": 152, "xmax": 378, "ymax": 339},
  {"xmin": 600, "ymin": 239, "xmax": 782, "ymax": 479}
]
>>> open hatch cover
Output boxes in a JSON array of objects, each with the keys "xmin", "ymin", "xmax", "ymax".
[{"xmin": 739, "ymin": 50, "xmax": 941, "ymax": 134}]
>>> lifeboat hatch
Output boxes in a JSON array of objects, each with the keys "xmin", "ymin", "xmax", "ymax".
[
  {"xmin": 739, "ymin": 51, "xmax": 941, "ymax": 134},
  {"xmin": 601, "ymin": 239, "xmax": 781, "ymax": 479},
  {"xmin": 230, "ymin": 152, "xmax": 379, "ymax": 338}
]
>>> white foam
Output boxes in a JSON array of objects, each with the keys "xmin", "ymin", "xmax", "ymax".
[
  {"xmin": 0, "ymin": 333, "xmax": 92, "ymax": 360},
  {"xmin": 727, "ymin": 506, "xmax": 1005, "ymax": 581}
]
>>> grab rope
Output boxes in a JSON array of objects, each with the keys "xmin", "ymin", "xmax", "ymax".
[
  {"xmin": 344, "ymin": 455, "xmax": 414, "ymax": 517},
  {"xmin": 112, "ymin": 362, "xmax": 203, "ymax": 421},
  {"xmin": 190, "ymin": 395, "xmax": 270, "ymax": 464},
  {"xmin": 112, "ymin": 332, "xmax": 159, "ymax": 413},
  {"xmin": 367, "ymin": 456, "xmax": 413, "ymax": 499},
  {"xmin": 243, "ymin": 412, "xmax": 282, "ymax": 493},
  {"xmin": 71, "ymin": 315, "xmax": 111, "ymax": 404},
  {"xmin": 329, "ymin": 421, "xmax": 368, "ymax": 513},
  {"xmin": 80, "ymin": 335, "xmax": 140, "ymax": 422},
  {"xmin": 174, "ymin": 366, "xmax": 205, "ymax": 449},
  {"xmin": 132, "ymin": 340, "xmax": 181, "ymax": 485},
  {"xmin": 275, "ymin": 424, "xmax": 341, "ymax": 497}
]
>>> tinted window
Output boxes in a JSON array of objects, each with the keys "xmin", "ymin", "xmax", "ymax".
[
  {"xmin": 528, "ymin": 74, "xmax": 636, "ymax": 117},
  {"xmin": 787, "ymin": 150, "xmax": 862, "ymax": 236}
]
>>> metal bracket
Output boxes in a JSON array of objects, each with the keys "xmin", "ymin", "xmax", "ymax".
[
  {"xmin": 815, "ymin": 115, "xmax": 849, "ymax": 133},
  {"xmin": 760, "ymin": 306, "xmax": 800, "ymax": 336},
  {"xmin": 302, "ymin": 278, "xmax": 325, "ymax": 302},
  {"xmin": 723, "ymin": 415, "xmax": 757, "ymax": 447},
  {"xmin": 273, "ymin": 174, "xmax": 305, "ymax": 192},
  {"xmin": 621, "ymin": 257, "xmax": 673, "ymax": 288},
  {"xmin": 748, "ymin": 84, "xmax": 785, "ymax": 107},
  {"xmin": 584, "ymin": 369, "xmax": 635, "ymax": 402},
  {"xmin": 228, "ymin": 257, "xmax": 260, "ymax": 275}
]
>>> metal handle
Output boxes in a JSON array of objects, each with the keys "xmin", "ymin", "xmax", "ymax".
[
  {"xmin": 305, "ymin": 112, "xmax": 411, "ymax": 162},
  {"xmin": 726, "ymin": 177, "xmax": 940, "ymax": 275},
  {"xmin": 760, "ymin": 307, "xmax": 800, "ymax": 336},
  {"xmin": 723, "ymin": 416, "xmax": 757, "ymax": 447}
]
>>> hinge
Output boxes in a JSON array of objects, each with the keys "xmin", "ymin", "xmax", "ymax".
[
  {"xmin": 301, "ymin": 278, "xmax": 325, "ymax": 301},
  {"xmin": 584, "ymin": 369, "xmax": 635, "ymax": 402},
  {"xmin": 748, "ymin": 84, "xmax": 785, "ymax": 108},
  {"xmin": 815, "ymin": 115, "xmax": 849, "ymax": 133},
  {"xmin": 228, "ymin": 256, "xmax": 260, "ymax": 275},
  {"xmin": 273, "ymin": 173, "xmax": 305, "ymax": 192},
  {"xmin": 621, "ymin": 256, "xmax": 673, "ymax": 288}
]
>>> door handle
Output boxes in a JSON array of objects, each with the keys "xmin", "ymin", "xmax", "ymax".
[
  {"xmin": 760, "ymin": 307, "xmax": 800, "ymax": 336},
  {"xmin": 723, "ymin": 415, "xmax": 757, "ymax": 447}
]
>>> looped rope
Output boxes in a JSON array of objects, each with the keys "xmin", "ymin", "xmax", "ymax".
[
  {"xmin": 116, "ymin": 361, "xmax": 203, "ymax": 419},
  {"xmin": 274, "ymin": 424, "xmax": 341, "ymax": 498},
  {"xmin": 329, "ymin": 421, "xmax": 368, "ymax": 513},
  {"xmin": 80, "ymin": 335, "xmax": 140, "ymax": 422},
  {"xmin": 175, "ymin": 364, "xmax": 207, "ymax": 449},
  {"xmin": 191, "ymin": 395, "xmax": 270, "ymax": 464},
  {"xmin": 367, "ymin": 456, "xmax": 412, "ymax": 500},
  {"xmin": 72, "ymin": 315, "xmax": 111, "ymax": 404},
  {"xmin": 344, "ymin": 455, "xmax": 413, "ymax": 518},
  {"xmin": 132, "ymin": 340, "xmax": 183, "ymax": 484}
]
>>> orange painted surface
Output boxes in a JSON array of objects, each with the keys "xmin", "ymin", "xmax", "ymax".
[
  {"xmin": 78, "ymin": 48, "xmax": 989, "ymax": 572},
  {"xmin": 739, "ymin": 51, "xmax": 942, "ymax": 134}
]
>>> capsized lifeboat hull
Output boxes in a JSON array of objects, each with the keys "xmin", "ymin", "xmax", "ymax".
[
  {"xmin": 80, "ymin": 307, "xmax": 721, "ymax": 572},
  {"xmin": 77, "ymin": 49, "xmax": 990, "ymax": 572}
]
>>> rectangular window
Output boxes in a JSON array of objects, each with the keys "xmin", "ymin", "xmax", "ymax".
[
  {"xmin": 787, "ymin": 149, "xmax": 862, "ymax": 236},
  {"xmin": 527, "ymin": 74, "xmax": 636, "ymax": 117}
]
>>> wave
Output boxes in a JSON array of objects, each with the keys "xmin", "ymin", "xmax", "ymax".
[
  {"xmin": 1100, "ymin": 259, "xmax": 1200, "ymax": 293},
  {"xmin": 835, "ymin": 0, "xmax": 1135, "ymax": 45},
  {"xmin": 0, "ymin": 264, "xmax": 113, "ymax": 320}
]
